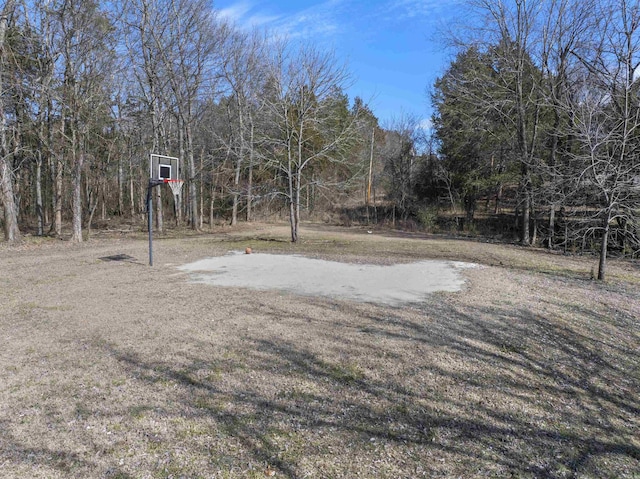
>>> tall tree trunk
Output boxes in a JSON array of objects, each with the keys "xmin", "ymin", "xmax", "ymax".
[
  {"xmin": 367, "ymin": 127, "xmax": 374, "ymax": 205},
  {"xmin": 70, "ymin": 152, "xmax": 83, "ymax": 242},
  {"xmin": 522, "ymin": 193, "xmax": 530, "ymax": 245},
  {"xmin": 289, "ymin": 196, "xmax": 297, "ymax": 242},
  {"xmin": 546, "ymin": 102, "xmax": 562, "ymax": 250},
  {"xmin": 532, "ymin": 212, "xmax": 538, "ymax": 246},
  {"xmin": 0, "ymin": 158, "xmax": 20, "ymax": 241},
  {"xmin": 231, "ymin": 101, "xmax": 243, "ymax": 227},
  {"xmin": 35, "ymin": 71, "xmax": 51, "ymax": 236},
  {"xmin": 35, "ymin": 155, "xmax": 43, "ymax": 236},
  {"xmin": 287, "ymin": 143, "xmax": 297, "ymax": 243},
  {"xmin": 129, "ymin": 156, "xmax": 135, "ymax": 217},
  {"xmin": 177, "ymin": 119, "xmax": 185, "ymax": 224},
  {"xmin": 548, "ymin": 204, "xmax": 556, "ymax": 249},
  {"xmin": 246, "ymin": 119, "xmax": 254, "ymax": 222},
  {"xmin": 0, "ymin": 0, "xmax": 20, "ymax": 242},
  {"xmin": 53, "ymin": 156, "xmax": 63, "ymax": 236},
  {"xmin": 597, "ymin": 212, "xmax": 611, "ymax": 281},
  {"xmin": 118, "ymin": 156, "xmax": 124, "ymax": 216},
  {"xmin": 210, "ymin": 159, "xmax": 220, "ymax": 229},
  {"xmin": 520, "ymin": 166, "xmax": 531, "ymax": 245},
  {"xmin": 295, "ymin": 169, "xmax": 302, "ymax": 238},
  {"xmin": 186, "ymin": 122, "xmax": 198, "ymax": 230},
  {"xmin": 209, "ymin": 184, "xmax": 215, "ymax": 229},
  {"xmin": 46, "ymin": 94, "xmax": 62, "ymax": 234},
  {"xmin": 101, "ymin": 179, "xmax": 106, "ymax": 220},
  {"xmin": 85, "ymin": 180, "xmax": 98, "ymax": 240},
  {"xmin": 199, "ymin": 150, "xmax": 204, "ymax": 229}
]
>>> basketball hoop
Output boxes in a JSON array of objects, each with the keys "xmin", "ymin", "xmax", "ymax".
[
  {"xmin": 166, "ymin": 179, "xmax": 184, "ymax": 197},
  {"xmin": 148, "ymin": 153, "xmax": 181, "ymax": 267}
]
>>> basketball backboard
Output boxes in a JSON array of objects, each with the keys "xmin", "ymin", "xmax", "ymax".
[{"xmin": 150, "ymin": 154, "xmax": 179, "ymax": 182}]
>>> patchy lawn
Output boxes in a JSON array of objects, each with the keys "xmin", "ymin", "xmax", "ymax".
[{"xmin": 1, "ymin": 223, "xmax": 638, "ymax": 478}]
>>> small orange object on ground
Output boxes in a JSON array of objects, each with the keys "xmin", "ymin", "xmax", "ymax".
[{"xmin": 245, "ymin": 247, "xmax": 252, "ymax": 254}]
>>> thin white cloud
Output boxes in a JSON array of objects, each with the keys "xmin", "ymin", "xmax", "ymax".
[
  {"xmin": 217, "ymin": 1, "xmax": 254, "ymax": 24},
  {"xmin": 380, "ymin": 0, "xmax": 461, "ymax": 21},
  {"xmin": 246, "ymin": 13, "xmax": 282, "ymax": 28},
  {"xmin": 218, "ymin": 0, "xmax": 349, "ymax": 40},
  {"xmin": 419, "ymin": 118, "xmax": 433, "ymax": 130},
  {"xmin": 218, "ymin": 0, "xmax": 461, "ymax": 39},
  {"xmin": 217, "ymin": 1, "xmax": 283, "ymax": 28}
]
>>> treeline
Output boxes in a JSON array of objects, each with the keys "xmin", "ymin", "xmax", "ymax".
[
  {"xmin": 0, "ymin": 0, "xmax": 396, "ymax": 244},
  {"xmin": 3, "ymin": 0, "xmax": 639, "ymax": 279},
  {"xmin": 417, "ymin": 0, "xmax": 639, "ymax": 279}
]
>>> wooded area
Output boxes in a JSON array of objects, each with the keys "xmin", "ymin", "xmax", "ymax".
[
  {"xmin": 0, "ymin": 0, "xmax": 639, "ymax": 279},
  {"xmin": 428, "ymin": 0, "xmax": 640, "ymax": 279},
  {"xmin": 0, "ymin": 0, "xmax": 385, "ymax": 245}
]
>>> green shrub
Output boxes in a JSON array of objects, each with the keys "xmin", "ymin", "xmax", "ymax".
[{"xmin": 417, "ymin": 206, "xmax": 439, "ymax": 232}]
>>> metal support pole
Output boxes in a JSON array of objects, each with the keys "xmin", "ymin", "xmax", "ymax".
[{"xmin": 147, "ymin": 179, "xmax": 164, "ymax": 266}]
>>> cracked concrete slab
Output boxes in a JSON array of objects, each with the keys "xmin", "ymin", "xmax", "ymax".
[{"xmin": 179, "ymin": 252, "xmax": 477, "ymax": 306}]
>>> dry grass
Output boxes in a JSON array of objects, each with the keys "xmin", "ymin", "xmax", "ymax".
[{"xmin": 1, "ymin": 223, "xmax": 639, "ymax": 478}]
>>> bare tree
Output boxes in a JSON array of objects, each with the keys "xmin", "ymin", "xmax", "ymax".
[
  {"xmin": 380, "ymin": 113, "xmax": 424, "ymax": 223},
  {"xmin": 24, "ymin": 0, "xmax": 57, "ymax": 237},
  {"xmin": 53, "ymin": 0, "xmax": 116, "ymax": 242},
  {"xmin": 220, "ymin": 28, "xmax": 266, "ymax": 225},
  {"xmin": 122, "ymin": 0, "xmax": 174, "ymax": 230},
  {"xmin": 568, "ymin": 0, "xmax": 640, "ymax": 279},
  {"xmin": 535, "ymin": 0, "xmax": 594, "ymax": 249},
  {"xmin": 148, "ymin": 0, "xmax": 226, "ymax": 230},
  {"xmin": 263, "ymin": 42, "xmax": 360, "ymax": 242}
]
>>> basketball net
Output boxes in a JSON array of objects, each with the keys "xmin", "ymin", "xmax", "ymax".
[{"xmin": 166, "ymin": 179, "xmax": 184, "ymax": 198}]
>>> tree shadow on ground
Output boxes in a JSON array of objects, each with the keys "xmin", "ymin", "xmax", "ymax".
[
  {"xmin": 98, "ymin": 292, "xmax": 640, "ymax": 478},
  {"xmin": 0, "ymin": 420, "xmax": 134, "ymax": 478}
]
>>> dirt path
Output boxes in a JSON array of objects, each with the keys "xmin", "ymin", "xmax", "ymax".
[{"xmin": 1, "ymin": 224, "xmax": 639, "ymax": 478}]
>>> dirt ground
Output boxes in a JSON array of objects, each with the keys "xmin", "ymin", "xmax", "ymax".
[{"xmin": 1, "ymin": 223, "xmax": 639, "ymax": 478}]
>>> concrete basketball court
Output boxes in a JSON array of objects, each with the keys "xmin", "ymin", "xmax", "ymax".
[{"xmin": 179, "ymin": 252, "xmax": 477, "ymax": 306}]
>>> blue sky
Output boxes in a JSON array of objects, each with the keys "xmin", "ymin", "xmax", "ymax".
[{"xmin": 214, "ymin": 0, "xmax": 463, "ymax": 128}]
